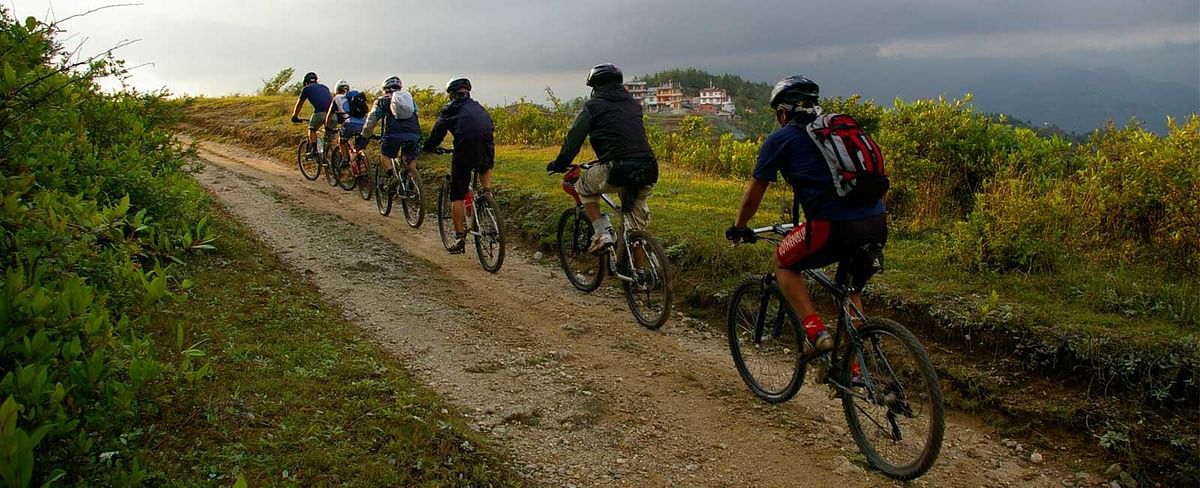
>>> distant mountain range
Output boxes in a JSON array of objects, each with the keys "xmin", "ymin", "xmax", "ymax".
[{"xmin": 966, "ymin": 66, "xmax": 1199, "ymax": 134}]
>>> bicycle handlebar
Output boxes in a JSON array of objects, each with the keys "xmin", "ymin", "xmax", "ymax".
[{"xmin": 751, "ymin": 223, "xmax": 795, "ymax": 235}]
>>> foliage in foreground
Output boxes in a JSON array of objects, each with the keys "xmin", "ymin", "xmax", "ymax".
[{"xmin": 0, "ymin": 8, "xmax": 217, "ymax": 485}]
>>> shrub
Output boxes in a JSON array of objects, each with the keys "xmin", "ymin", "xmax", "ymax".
[{"xmin": 1, "ymin": 9, "xmax": 211, "ymax": 484}]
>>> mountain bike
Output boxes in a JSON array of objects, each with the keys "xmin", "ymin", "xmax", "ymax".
[
  {"xmin": 555, "ymin": 163, "xmax": 672, "ymax": 329},
  {"xmin": 726, "ymin": 222, "xmax": 944, "ymax": 480},
  {"xmin": 433, "ymin": 147, "xmax": 505, "ymax": 273},
  {"xmin": 373, "ymin": 139, "xmax": 424, "ymax": 228},
  {"xmin": 293, "ymin": 121, "xmax": 337, "ymax": 183}
]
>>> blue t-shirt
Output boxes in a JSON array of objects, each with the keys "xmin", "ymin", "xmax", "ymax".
[
  {"xmin": 752, "ymin": 122, "xmax": 885, "ymax": 221},
  {"xmin": 298, "ymin": 83, "xmax": 333, "ymax": 113}
]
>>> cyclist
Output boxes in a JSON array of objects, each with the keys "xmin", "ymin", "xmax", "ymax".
[
  {"xmin": 358, "ymin": 76, "xmax": 422, "ymax": 183},
  {"xmin": 422, "ymin": 77, "xmax": 496, "ymax": 254},
  {"xmin": 545, "ymin": 63, "xmax": 658, "ymax": 254},
  {"xmin": 725, "ymin": 75, "xmax": 887, "ymax": 353},
  {"xmin": 323, "ymin": 79, "xmax": 351, "ymax": 130},
  {"xmin": 290, "ymin": 72, "xmax": 334, "ymax": 158}
]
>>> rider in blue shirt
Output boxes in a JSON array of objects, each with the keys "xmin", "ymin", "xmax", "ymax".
[
  {"xmin": 290, "ymin": 72, "xmax": 334, "ymax": 157},
  {"xmin": 727, "ymin": 75, "xmax": 887, "ymax": 354}
]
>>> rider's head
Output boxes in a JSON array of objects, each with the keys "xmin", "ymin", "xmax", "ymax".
[
  {"xmin": 446, "ymin": 77, "xmax": 471, "ymax": 101},
  {"xmin": 769, "ymin": 75, "xmax": 820, "ymax": 126},
  {"xmin": 335, "ymin": 79, "xmax": 350, "ymax": 93},
  {"xmin": 303, "ymin": 72, "xmax": 319, "ymax": 86},
  {"xmin": 586, "ymin": 63, "xmax": 623, "ymax": 89},
  {"xmin": 381, "ymin": 76, "xmax": 402, "ymax": 94}
]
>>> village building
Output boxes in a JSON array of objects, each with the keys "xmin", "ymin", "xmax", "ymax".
[{"xmin": 621, "ymin": 79, "xmax": 733, "ymax": 116}]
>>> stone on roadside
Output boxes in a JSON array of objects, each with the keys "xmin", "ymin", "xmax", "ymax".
[{"xmin": 1030, "ymin": 451, "xmax": 1043, "ymax": 464}]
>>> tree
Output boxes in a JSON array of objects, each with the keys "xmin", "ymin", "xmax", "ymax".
[{"xmin": 259, "ymin": 67, "xmax": 294, "ymax": 96}]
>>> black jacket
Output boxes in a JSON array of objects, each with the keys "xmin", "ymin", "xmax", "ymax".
[
  {"xmin": 424, "ymin": 97, "xmax": 495, "ymax": 149},
  {"xmin": 550, "ymin": 85, "xmax": 656, "ymax": 170}
]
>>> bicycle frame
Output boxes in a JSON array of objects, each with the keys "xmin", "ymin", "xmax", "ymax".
[{"xmin": 747, "ymin": 223, "xmax": 887, "ymax": 403}]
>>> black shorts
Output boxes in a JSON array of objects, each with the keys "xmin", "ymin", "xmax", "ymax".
[
  {"xmin": 776, "ymin": 213, "xmax": 887, "ymax": 289},
  {"xmin": 449, "ymin": 139, "xmax": 496, "ymax": 201},
  {"xmin": 381, "ymin": 139, "xmax": 419, "ymax": 161}
]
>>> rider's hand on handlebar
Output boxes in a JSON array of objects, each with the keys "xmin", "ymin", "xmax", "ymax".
[
  {"xmin": 546, "ymin": 161, "xmax": 567, "ymax": 174},
  {"xmin": 725, "ymin": 225, "xmax": 757, "ymax": 244},
  {"xmin": 291, "ymin": 115, "xmax": 302, "ymax": 123}
]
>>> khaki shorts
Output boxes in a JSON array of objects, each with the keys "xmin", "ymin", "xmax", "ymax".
[
  {"xmin": 308, "ymin": 112, "xmax": 334, "ymax": 131},
  {"xmin": 575, "ymin": 162, "xmax": 653, "ymax": 231}
]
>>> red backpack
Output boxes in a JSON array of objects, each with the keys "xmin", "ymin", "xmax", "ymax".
[{"xmin": 804, "ymin": 113, "xmax": 889, "ymax": 205}]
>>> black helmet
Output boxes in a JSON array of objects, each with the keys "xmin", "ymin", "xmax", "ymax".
[
  {"xmin": 769, "ymin": 75, "xmax": 819, "ymax": 110},
  {"xmin": 303, "ymin": 72, "xmax": 318, "ymax": 84},
  {"xmin": 445, "ymin": 77, "xmax": 471, "ymax": 94},
  {"xmin": 586, "ymin": 63, "xmax": 623, "ymax": 87}
]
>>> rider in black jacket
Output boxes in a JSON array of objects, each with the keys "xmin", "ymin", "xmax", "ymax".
[
  {"xmin": 547, "ymin": 64, "xmax": 658, "ymax": 253},
  {"xmin": 423, "ymin": 77, "xmax": 496, "ymax": 254}
]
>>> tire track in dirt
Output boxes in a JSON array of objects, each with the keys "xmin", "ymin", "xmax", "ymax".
[{"xmin": 186, "ymin": 135, "xmax": 1101, "ymax": 487}]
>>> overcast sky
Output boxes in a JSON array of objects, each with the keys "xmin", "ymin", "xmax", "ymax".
[{"xmin": 7, "ymin": 0, "xmax": 1200, "ymax": 107}]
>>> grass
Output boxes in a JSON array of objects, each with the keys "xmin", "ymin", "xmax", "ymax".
[
  {"xmin": 140, "ymin": 202, "xmax": 526, "ymax": 487},
  {"xmin": 179, "ymin": 95, "xmax": 1198, "ymax": 481}
]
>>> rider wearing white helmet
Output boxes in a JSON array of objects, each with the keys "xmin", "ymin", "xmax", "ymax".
[{"xmin": 359, "ymin": 76, "xmax": 422, "ymax": 178}]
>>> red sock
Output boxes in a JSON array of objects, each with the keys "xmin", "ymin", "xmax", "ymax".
[{"xmin": 801, "ymin": 313, "xmax": 826, "ymax": 342}]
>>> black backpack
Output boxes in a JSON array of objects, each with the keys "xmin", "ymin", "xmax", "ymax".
[{"xmin": 348, "ymin": 91, "xmax": 369, "ymax": 119}]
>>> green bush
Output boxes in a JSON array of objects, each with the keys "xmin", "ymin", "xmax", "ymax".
[{"xmin": 1, "ymin": 9, "xmax": 211, "ymax": 485}]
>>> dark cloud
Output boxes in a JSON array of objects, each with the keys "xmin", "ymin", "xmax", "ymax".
[{"xmin": 11, "ymin": 0, "xmax": 1198, "ymax": 121}]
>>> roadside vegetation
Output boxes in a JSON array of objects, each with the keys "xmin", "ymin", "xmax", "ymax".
[
  {"xmin": 0, "ymin": 10, "xmax": 519, "ymax": 486},
  {"xmin": 183, "ymin": 78, "xmax": 1198, "ymax": 481}
]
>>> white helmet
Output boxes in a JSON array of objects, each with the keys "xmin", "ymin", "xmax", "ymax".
[
  {"xmin": 381, "ymin": 76, "xmax": 402, "ymax": 92},
  {"xmin": 335, "ymin": 79, "xmax": 350, "ymax": 91}
]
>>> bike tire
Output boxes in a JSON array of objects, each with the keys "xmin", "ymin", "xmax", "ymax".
[
  {"xmin": 355, "ymin": 154, "xmax": 371, "ymax": 199},
  {"xmin": 619, "ymin": 230, "xmax": 672, "ymax": 329},
  {"xmin": 325, "ymin": 150, "xmax": 340, "ymax": 187},
  {"xmin": 297, "ymin": 140, "xmax": 320, "ymax": 180},
  {"xmin": 374, "ymin": 161, "xmax": 392, "ymax": 216},
  {"xmin": 436, "ymin": 179, "xmax": 456, "ymax": 251},
  {"xmin": 473, "ymin": 191, "xmax": 505, "ymax": 273},
  {"xmin": 726, "ymin": 277, "xmax": 806, "ymax": 402},
  {"xmin": 400, "ymin": 170, "xmax": 424, "ymax": 228},
  {"xmin": 336, "ymin": 152, "xmax": 357, "ymax": 191},
  {"xmin": 556, "ymin": 207, "xmax": 605, "ymax": 292},
  {"xmin": 841, "ymin": 317, "xmax": 944, "ymax": 480}
]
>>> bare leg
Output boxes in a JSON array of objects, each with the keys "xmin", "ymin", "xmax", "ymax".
[
  {"xmin": 775, "ymin": 267, "xmax": 816, "ymax": 317},
  {"xmin": 478, "ymin": 169, "xmax": 492, "ymax": 191},
  {"xmin": 452, "ymin": 200, "xmax": 465, "ymax": 235},
  {"xmin": 583, "ymin": 202, "xmax": 601, "ymax": 222},
  {"xmin": 307, "ymin": 128, "xmax": 317, "ymax": 144}
]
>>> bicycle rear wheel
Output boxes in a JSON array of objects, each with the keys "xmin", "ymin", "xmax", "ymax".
[
  {"xmin": 355, "ymin": 154, "xmax": 371, "ymax": 199},
  {"xmin": 336, "ymin": 152, "xmax": 357, "ymax": 191},
  {"xmin": 556, "ymin": 207, "xmax": 605, "ymax": 292},
  {"xmin": 400, "ymin": 170, "xmax": 424, "ymax": 228},
  {"xmin": 473, "ymin": 191, "xmax": 505, "ymax": 273},
  {"xmin": 297, "ymin": 140, "xmax": 320, "ymax": 180},
  {"xmin": 374, "ymin": 161, "xmax": 393, "ymax": 216},
  {"xmin": 726, "ymin": 278, "xmax": 805, "ymax": 402},
  {"xmin": 619, "ymin": 230, "xmax": 671, "ymax": 329},
  {"xmin": 841, "ymin": 317, "xmax": 944, "ymax": 480},
  {"xmin": 436, "ymin": 179, "xmax": 456, "ymax": 251}
]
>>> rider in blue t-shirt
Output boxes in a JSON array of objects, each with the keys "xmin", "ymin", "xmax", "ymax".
[
  {"xmin": 726, "ymin": 75, "xmax": 887, "ymax": 354},
  {"xmin": 290, "ymin": 72, "xmax": 334, "ymax": 157}
]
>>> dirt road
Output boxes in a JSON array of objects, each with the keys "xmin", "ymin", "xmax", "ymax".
[{"xmin": 187, "ymin": 136, "xmax": 1102, "ymax": 487}]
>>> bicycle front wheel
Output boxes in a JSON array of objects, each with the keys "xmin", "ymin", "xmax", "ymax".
[
  {"xmin": 436, "ymin": 179, "xmax": 456, "ymax": 251},
  {"xmin": 297, "ymin": 140, "xmax": 320, "ymax": 180},
  {"xmin": 556, "ymin": 207, "xmax": 605, "ymax": 292},
  {"xmin": 841, "ymin": 317, "xmax": 944, "ymax": 480},
  {"xmin": 726, "ymin": 278, "xmax": 805, "ymax": 402},
  {"xmin": 374, "ymin": 161, "xmax": 393, "ymax": 216},
  {"xmin": 619, "ymin": 230, "xmax": 672, "ymax": 329},
  {"xmin": 400, "ymin": 171, "xmax": 424, "ymax": 228},
  {"xmin": 473, "ymin": 192, "xmax": 505, "ymax": 273}
]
